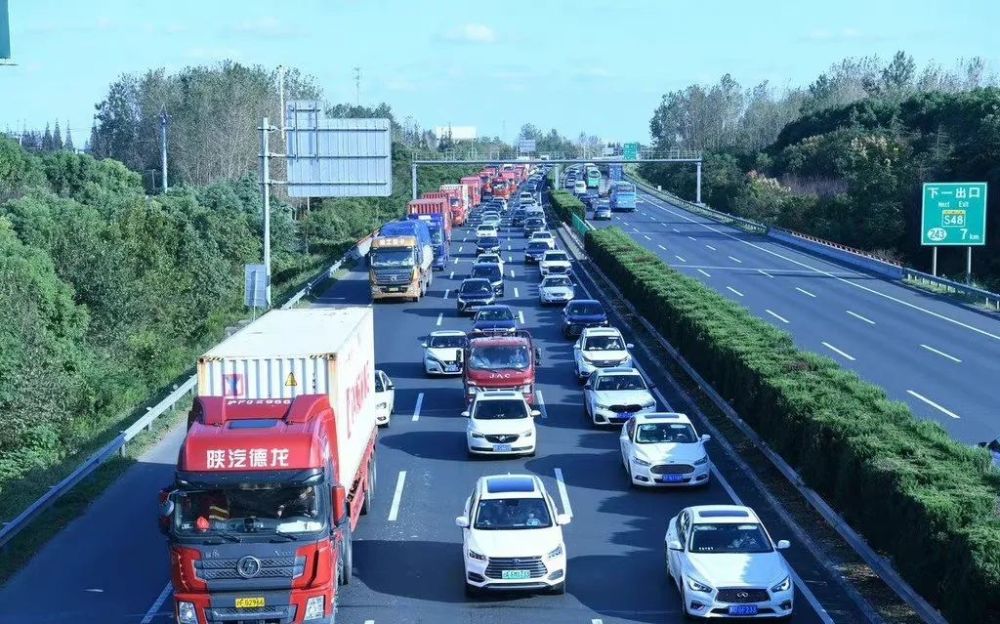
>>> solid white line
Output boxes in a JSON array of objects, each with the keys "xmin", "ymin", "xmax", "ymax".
[
  {"xmin": 795, "ymin": 287, "xmax": 816, "ymax": 298},
  {"xmin": 140, "ymin": 583, "xmax": 173, "ymax": 624},
  {"xmin": 688, "ymin": 236, "xmax": 696, "ymax": 241},
  {"xmin": 822, "ymin": 341, "xmax": 856, "ymax": 361},
  {"xmin": 518, "ymin": 310, "xmax": 525, "ymax": 324},
  {"xmin": 920, "ymin": 344, "xmax": 962, "ymax": 363},
  {"xmin": 657, "ymin": 244, "xmax": 667, "ymax": 251},
  {"xmin": 758, "ymin": 269, "xmax": 773, "ymax": 278},
  {"xmin": 675, "ymin": 255, "xmax": 686, "ymax": 263},
  {"xmin": 535, "ymin": 389, "xmax": 547, "ymax": 418},
  {"xmin": 388, "ymin": 471, "xmax": 407, "ymax": 521},
  {"xmin": 411, "ymin": 392, "xmax": 424, "ymax": 422},
  {"xmin": 726, "ymin": 286, "xmax": 744, "ymax": 297},
  {"xmin": 449, "ymin": 271, "xmax": 454, "ymax": 280},
  {"xmin": 728, "ymin": 255, "xmax": 743, "ymax": 264},
  {"xmin": 443, "ymin": 289, "xmax": 449, "ymax": 299},
  {"xmin": 553, "ymin": 468, "xmax": 573, "ymax": 517},
  {"xmin": 846, "ymin": 310, "xmax": 875, "ymax": 325},
  {"xmin": 435, "ymin": 313, "xmax": 442, "ymax": 326},
  {"xmin": 697, "ymin": 269, "xmax": 711, "ymax": 278},
  {"xmin": 643, "ymin": 235, "xmax": 652, "ymax": 241},
  {"xmin": 907, "ymin": 389, "xmax": 960, "ymax": 419},
  {"xmin": 514, "ymin": 287, "xmax": 520, "ymax": 298},
  {"xmin": 766, "ymin": 309, "xmax": 790, "ymax": 324},
  {"xmin": 705, "ymin": 244, "xmax": 717, "ymax": 251}
]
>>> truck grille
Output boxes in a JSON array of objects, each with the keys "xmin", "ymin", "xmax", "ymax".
[
  {"xmin": 610, "ymin": 404, "xmax": 642, "ymax": 413},
  {"xmin": 208, "ymin": 604, "xmax": 294, "ymax": 624},
  {"xmin": 373, "ymin": 269, "xmax": 410, "ymax": 285},
  {"xmin": 484, "ymin": 434, "xmax": 519, "ymax": 443},
  {"xmin": 194, "ymin": 556, "xmax": 305, "ymax": 581},
  {"xmin": 650, "ymin": 464, "xmax": 694, "ymax": 475},
  {"xmin": 717, "ymin": 588, "xmax": 770, "ymax": 603},
  {"xmin": 485, "ymin": 556, "xmax": 546, "ymax": 579}
]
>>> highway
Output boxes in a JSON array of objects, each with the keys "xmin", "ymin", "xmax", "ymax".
[
  {"xmin": 0, "ymin": 196, "xmax": 873, "ymax": 623},
  {"xmin": 591, "ymin": 183, "xmax": 1000, "ymax": 445}
]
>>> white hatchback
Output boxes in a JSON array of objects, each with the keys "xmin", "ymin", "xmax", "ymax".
[
  {"xmin": 463, "ymin": 391, "xmax": 540, "ymax": 457},
  {"xmin": 422, "ymin": 330, "xmax": 468, "ymax": 376},
  {"xmin": 620, "ymin": 413, "xmax": 711, "ymax": 487},
  {"xmin": 456, "ymin": 474, "xmax": 570, "ymax": 595}
]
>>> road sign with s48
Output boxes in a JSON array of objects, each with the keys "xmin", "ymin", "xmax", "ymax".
[{"xmin": 920, "ymin": 182, "xmax": 988, "ymax": 246}]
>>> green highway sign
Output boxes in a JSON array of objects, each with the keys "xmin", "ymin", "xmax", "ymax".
[
  {"xmin": 623, "ymin": 143, "xmax": 639, "ymax": 161},
  {"xmin": 921, "ymin": 182, "xmax": 988, "ymax": 246}
]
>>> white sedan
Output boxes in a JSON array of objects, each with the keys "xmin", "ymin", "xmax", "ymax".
[
  {"xmin": 539, "ymin": 250, "xmax": 572, "ymax": 276},
  {"xmin": 666, "ymin": 505, "xmax": 793, "ymax": 619},
  {"xmin": 620, "ymin": 413, "xmax": 710, "ymax": 487},
  {"xmin": 422, "ymin": 330, "xmax": 468, "ymax": 375},
  {"xmin": 529, "ymin": 231, "xmax": 556, "ymax": 250},
  {"xmin": 374, "ymin": 369, "xmax": 395, "ymax": 426},
  {"xmin": 463, "ymin": 390, "xmax": 539, "ymax": 457},
  {"xmin": 474, "ymin": 252, "xmax": 505, "ymax": 274},
  {"xmin": 476, "ymin": 224, "xmax": 499, "ymax": 238},
  {"xmin": 538, "ymin": 275, "xmax": 575, "ymax": 305}
]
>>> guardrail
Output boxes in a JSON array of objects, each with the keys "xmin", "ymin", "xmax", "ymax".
[
  {"xmin": 0, "ymin": 234, "xmax": 373, "ymax": 551},
  {"xmin": 767, "ymin": 227, "xmax": 905, "ymax": 280},
  {"xmin": 903, "ymin": 267, "xmax": 1000, "ymax": 310},
  {"xmin": 628, "ymin": 175, "xmax": 769, "ymax": 235}
]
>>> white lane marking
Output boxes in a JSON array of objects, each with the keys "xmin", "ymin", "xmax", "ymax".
[
  {"xmin": 449, "ymin": 271, "xmax": 454, "ymax": 280},
  {"xmin": 822, "ymin": 341, "xmax": 856, "ymax": 361},
  {"xmin": 535, "ymin": 388, "xmax": 548, "ymax": 419},
  {"xmin": 674, "ymin": 255, "xmax": 686, "ymax": 263},
  {"xmin": 687, "ymin": 236, "xmax": 696, "ymax": 241},
  {"xmin": 643, "ymin": 235, "xmax": 652, "ymax": 241},
  {"xmin": 553, "ymin": 468, "xmax": 573, "ymax": 517},
  {"xmin": 458, "ymin": 245, "xmax": 464, "ymax": 253},
  {"xmin": 795, "ymin": 287, "xmax": 816, "ymax": 298},
  {"xmin": 507, "ymin": 244, "xmax": 512, "ymax": 251},
  {"xmin": 454, "ymin": 257, "xmax": 460, "ymax": 264},
  {"xmin": 907, "ymin": 389, "xmax": 960, "ymax": 419},
  {"xmin": 388, "ymin": 471, "xmax": 407, "ymax": 521},
  {"xmin": 659, "ymin": 202, "xmax": 1000, "ymax": 342},
  {"xmin": 514, "ymin": 287, "xmax": 520, "ymax": 298},
  {"xmin": 518, "ymin": 310, "xmax": 525, "ymax": 324},
  {"xmin": 672, "ymin": 227, "xmax": 680, "ymax": 233},
  {"xmin": 508, "ymin": 256, "xmax": 513, "ymax": 262},
  {"xmin": 443, "ymin": 289, "xmax": 449, "ymax": 299},
  {"xmin": 697, "ymin": 269, "xmax": 712, "ymax": 278},
  {"xmin": 846, "ymin": 310, "xmax": 876, "ymax": 325},
  {"xmin": 726, "ymin": 286, "xmax": 744, "ymax": 297},
  {"xmin": 140, "ymin": 583, "xmax": 173, "ymax": 624},
  {"xmin": 592, "ymin": 620, "xmax": 603, "ymax": 624},
  {"xmin": 510, "ymin": 269, "xmax": 516, "ymax": 278},
  {"xmin": 365, "ymin": 620, "xmax": 375, "ymax": 624},
  {"xmin": 920, "ymin": 344, "xmax": 962, "ymax": 363},
  {"xmin": 705, "ymin": 244, "xmax": 716, "ymax": 251},
  {"xmin": 657, "ymin": 244, "xmax": 667, "ymax": 251},
  {"xmin": 411, "ymin": 392, "xmax": 424, "ymax": 422},
  {"xmin": 758, "ymin": 269, "xmax": 774, "ymax": 278},
  {"xmin": 766, "ymin": 309, "xmax": 790, "ymax": 324},
  {"xmin": 728, "ymin": 255, "xmax": 743, "ymax": 264},
  {"xmin": 435, "ymin": 313, "xmax": 443, "ymax": 326}
]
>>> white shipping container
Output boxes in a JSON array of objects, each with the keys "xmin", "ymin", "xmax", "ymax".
[{"xmin": 197, "ymin": 307, "xmax": 376, "ymax": 489}]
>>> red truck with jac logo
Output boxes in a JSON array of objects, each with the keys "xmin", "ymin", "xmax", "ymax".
[
  {"xmin": 463, "ymin": 330, "xmax": 541, "ymax": 405},
  {"xmin": 160, "ymin": 307, "xmax": 377, "ymax": 624}
]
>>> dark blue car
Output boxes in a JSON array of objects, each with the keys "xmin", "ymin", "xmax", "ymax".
[
  {"xmin": 471, "ymin": 305, "xmax": 517, "ymax": 333},
  {"xmin": 457, "ymin": 278, "xmax": 497, "ymax": 315},
  {"xmin": 562, "ymin": 299, "xmax": 609, "ymax": 338}
]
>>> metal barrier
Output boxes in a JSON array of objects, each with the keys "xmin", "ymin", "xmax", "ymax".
[
  {"xmin": 628, "ymin": 176, "xmax": 769, "ymax": 235},
  {"xmin": 0, "ymin": 235, "xmax": 373, "ymax": 551},
  {"xmin": 903, "ymin": 268, "xmax": 1000, "ymax": 310},
  {"xmin": 571, "ymin": 213, "xmax": 593, "ymax": 238},
  {"xmin": 767, "ymin": 227, "xmax": 905, "ymax": 280}
]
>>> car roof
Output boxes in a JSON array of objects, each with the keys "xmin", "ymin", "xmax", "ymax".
[
  {"xmin": 688, "ymin": 505, "xmax": 760, "ymax": 524},
  {"xmin": 568, "ymin": 299, "xmax": 602, "ymax": 307},
  {"xmin": 476, "ymin": 304, "xmax": 512, "ymax": 313},
  {"xmin": 531, "ymin": 231, "xmax": 553, "ymax": 237},
  {"xmin": 593, "ymin": 366, "xmax": 641, "ymax": 377},
  {"xmin": 581, "ymin": 326, "xmax": 622, "ymax": 338},
  {"xmin": 477, "ymin": 474, "xmax": 545, "ymax": 500},
  {"xmin": 461, "ymin": 278, "xmax": 491, "ymax": 286},
  {"xmin": 543, "ymin": 249, "xmax": 567, "ymax": 256},
  {"xmin": 430, "ymin": 329, "xmax": 466, "ymax": 338},
  {"xmin": 634, "ymin": 412, "xmax": 693, "ymax": 426}
]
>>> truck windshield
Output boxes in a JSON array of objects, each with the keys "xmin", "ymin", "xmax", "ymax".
[
  {"xmin": 371, "ymin": 249, "xmax": 414, "ymax": 268},
  {"xmin": 469, "ymin": 344, "xmax": 530, "ymax": 370},
  {"xmin": 173, "ymin": 484, "xmax": 327, "ymax": 537},
  {"xmin": 428, "ymin": 228, "xmax": 443, "ymax": 245}
]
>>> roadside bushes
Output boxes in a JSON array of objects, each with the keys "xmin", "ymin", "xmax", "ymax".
[
  {"xmin": 550, "ymin": 190, "xmax": 585, "ymax": 224},
  {"xmin": 585, "ymin": 226, "xmax": 1000, "ymax": 623}
]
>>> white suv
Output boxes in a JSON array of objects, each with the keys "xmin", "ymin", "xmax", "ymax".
[
  {"xmin": 539, "ymin": 250, "xmax": 571, "ymax": 276},
  {"xmin": 456, "ymin": 474, "xmax": 570, "ymax": 595},
  {"xmin": 666, "ymin": 505, "xmax": 793, "ymax": 619},
  {"xmin": 463, "ymin": 391, "xmax": 540, "ymax": 457},
  {"xmin": 620, "ymin": 413, "xmax": 710, "ymax": 487},
  {"xmin": 573, "ymin": 327, "xmax": 634, "ymax": 380}
]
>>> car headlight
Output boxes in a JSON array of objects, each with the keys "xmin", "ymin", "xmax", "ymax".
[
  {"xmin": 546, "ymin": 544, "xmax": 564, "ymax": 559},
  {"xmin": 520, "ymin": 429, "xmax": 534, "ymax": 438},
  {"xmin": 631, "ymin": 455, "xmax": 651, "ymax": 467},
  {"xmin": 466, "ymin": 385, "xmax": 478, "ymax": 395},
  {"xmin": 771, "ymin": 576, "xmax": 791, "ymax": 593},
  {"xmin": 694, "ymin": 455, "xmax": 709, "ymax": 466},
  {"xmin": 425, "ymin": 353, "xmax": 442, "ymax": 366},
  {"xmin": 470, "ymin": 431, "xmax": 485, "ymax": 439},
  {"xmin": 376, "ymin": 402, "xmax": 387, "ymax": 410},
  {"xmin": 686, "ymin": 577, "xmax": 714, "ymax": 593},
  {"xmin": 304, "ymin": 596, "xmax": 325, "ymax": 621},
  {"xmin": 596, "ymin": 403, "xmax": 611, "ymax": 410},
  {"xmin": 457, "ymin": 298, "xmax": 466, "ymax": 305},
  {"xmin": 177, "ymin": 602, "xmax": 198, "ymax": 624},
  {"xmin": 468, "ymin": 549, "xmax": 487, "ymax": 561}
]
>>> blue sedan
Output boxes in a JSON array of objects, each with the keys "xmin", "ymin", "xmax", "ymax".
[{"xmin": 562, "ymin": 299, "xmax": 609, "ymax": 338}]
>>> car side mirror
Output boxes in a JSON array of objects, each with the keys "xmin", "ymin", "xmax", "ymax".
[
  {"xmin": 455, "ymin": 516, "xmax": 470, "ymax": 529},
  {"xmin": 556, "ymin": 513, "xmax": 572, "ymax": 526},
  {"xmin": 776, "ymin": 540, "xmax": 790, "ymax": 550},
  {"xmin": 534, "ymin": 347, "xmax": 542, "ymax": 362},
  {"xmin": 461, "ymin": 410, "xmax": 470, "ymax": 418},
  {"xmin": 530, "ymin": 410, "xmax": 542, "ymax": 418},
  {"xmin": 701, "ymin": 434, "xmax": 711, "ymax": 443},
  {"xmin": 667, "ymin": 539, "xmax": 684, "ymax": 551},
  {"xmin": 158, "ymin": 488, "xmax": 176, "ymax": 536},
  {"xmin": 387, "ymin": 382, "xmax": 394, "ymax": 390}
]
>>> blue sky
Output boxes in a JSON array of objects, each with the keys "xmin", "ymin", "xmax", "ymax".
[{"xmin": 1, "ymin": 0, "xmax": 998, "ymax": 144}]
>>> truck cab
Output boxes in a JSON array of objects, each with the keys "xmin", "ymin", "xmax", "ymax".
[{"xmin": 463, "ymin": 330, "xmax": 541, "ymax": 405}]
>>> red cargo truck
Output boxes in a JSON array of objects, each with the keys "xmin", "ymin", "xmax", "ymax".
[
  {"xmin": 160, "ymin": 308, "xmax": 377, "ymax": 624},
  {"xmin": 412, "ymin": 195, "xmax": 453, "ymax": 242},
  {"xmin": 438, "ymin": 184, "xmax": 467, "ymax": 226},
  {"xmin": 460, "ymin": 176, "xmax": 482, "ymax": 207},
  {"xmin": 463, "ymin": 330, "xmax": 542, "ymax": 405}
]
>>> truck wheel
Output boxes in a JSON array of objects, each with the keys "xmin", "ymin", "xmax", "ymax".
[
  {"xmin": 338, "ymin": 521, "xmax": 353, "ymax": 585},
  {"xmin": 361, "ymin": 461, "xmax": 375, "ymax": 515}
]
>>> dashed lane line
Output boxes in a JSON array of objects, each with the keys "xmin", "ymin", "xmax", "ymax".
[
  {"xmin": 411, "ymin": 393, "xmax": 424, "ymax": 422},
  {"xmin": 846, "ymin": 310, "xmax": 875, "ymax": 325},
  {"xmin": 553, "ymin": 468, "xmax": 573, "ymax": 517},
  {"xmin": 726, "ymin": 286, "xmax": 744, "ymax": 297},
  {"xmin": 766, "ymin": 309, "xmax": 790, "ymax": 324},
  {"xmin": 920, "ymin": 344, "xmax": 962, "ymax": 363},
  {"xmin": 796, "ymin": 287, "xmax": 816, "ymax": 298},
  {"xmin": 822, "ymin": 341, "xmax": 856, "ymax": 361},
  {"xmin": 697, "ymin": 269, "xmax": 711, "ymax": 278},
  {"xmin": 907, "ymin": 389, "xmax": 960, "ymax": 419},
  {"xmin": 388, "ymin": 471, "xmax": 407, "ymax": 521}
]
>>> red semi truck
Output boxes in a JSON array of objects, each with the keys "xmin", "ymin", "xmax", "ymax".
[
  {"xmin": 463, "ymin": 330, "xmax": 541, "ymax": 405},
  {"xmin": 438, "ymin": 184, "xmax": 468, "ymax": 226},
  {"xmin": 160, "ymin": 307, "xmax": 377, "ymax": 624},
  {"xmin": 460, "ymin": 176, "xmax": 482, "ymax": 207}
]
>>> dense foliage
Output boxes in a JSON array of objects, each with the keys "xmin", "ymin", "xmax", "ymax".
[
  {"xmin": 585, "ymin": 226, "xmax": 1000, "ymax": 622},
  {"xmin": 549, "ymin": 190, "xmax": 585, "ymax": 224}
]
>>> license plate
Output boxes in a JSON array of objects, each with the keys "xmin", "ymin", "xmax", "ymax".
[
  {"xmin": 618, "ymin": 412, "xmax": 634, "ymax": 419},
  {"xmin": 388, "ymin": 287, "xmax": 404, "ymax": 292},
  {"xmin": 493, "ymin": 444, "xmax": 513, "ymax": 452},
  {"xmin": 728, "ymin": 605, "xmax": 759, "ymax": 616},
  {"xmin": 235, "ymin": 597, "xmax": 265, "ymax": 609},
  {"xmin": 661, "ymin": 474, "xmax": 686, "ymax": 483},
  {"xmin": 446, "ymin": 364, "xmax": 459, "ymax": 372},
  {"xmin": 501, "ymin": 569, "xmax": 530, "ymax": 580}
]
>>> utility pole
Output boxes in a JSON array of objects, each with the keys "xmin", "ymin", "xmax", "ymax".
[
  {"xmin": 259, "ymin": 117, "xmax": 273, "ymax": 306},
  {"xmin": 354, "ymin": 67, "xmax": 361, "ymax": 106},
  {"xmin": 159, "ymin": 106, "xmax": 169, "ymax": 193},
  {"xmin": 277, "ymin": 66, "xmax": 286, "ymax": 142}
]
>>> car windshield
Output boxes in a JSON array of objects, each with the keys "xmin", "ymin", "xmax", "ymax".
[
  {"xmin": 533, "ymin": 232, "xmax": 551, "ymax": 239},
  {"xmin": 545, "ymin": 253, "xmax": 568, "ymax": 262},
  {"xmin": 474, "ymin": 498, "xmax": 552, "ymax": 530},
  {"xmin": 543, "ymin": 277, "xmax": 572, "ymax": 288},
  {"xmin": 477, "ymin": 256, "xmax": 499, "ymax": 264},
  {"xmin": 370, "ymin": 249, "xmax": 414, "ymax": 268},
  {"xmin": 635, "ymin": 422, "xmax": 697, "ymax": 444},
  {"xmin": 529, "ymin": 242, "xmax": 549, "ymax": 251},
  {"xmin": 461, "ymin": 280, "xmax": 492, "ymax": 295},
  {"xmin": 468, "ymin": 344, "xmax": 530, "ymax": 370},
  {"xmin": 472, "ymin": 265, "xmax": 500, "ymax": 280},
  {"xmin": 689, "ymin": 523, "xmax": 773, "ymax": 554},
  {"xmin": 595, "ymin": 374, "xmax": 646, "ymax": 391},
  {"xmin": 174, "ymin": 485, "xmax": 326, "ymax": 537},
  {"xmin": 478, "ymin": 237, "xmax": 499, "ymax": 246},
  {"xmin": 569, "ymin": 302, "xmax": 604, "ymax": 316},
  {"xmin": 526, "ymin": 219, "xmax": 543, "ymax": 226},
  {"xmin": 473, "ymin": 399, "xmax": 528, "ymax": 420},
  {"xmin": 477, "ymin": 308, "xmax": 513, "ymax": 321},
  {"xmin": 431, "ymin": 334, "xmax": 467, "ymax": 348},
  {"xmin": 584, "ymin": 335, "xmax": 625, "ymax": 351}
]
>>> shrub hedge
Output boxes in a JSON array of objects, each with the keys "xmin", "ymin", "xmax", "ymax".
[
  {"xmin": 584, "ymin": 226, "xmax": 1000, "ymax": 623},
  {"xmin": 550, "ymin": 190, "xmax": 585, "ymax": 224}
]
